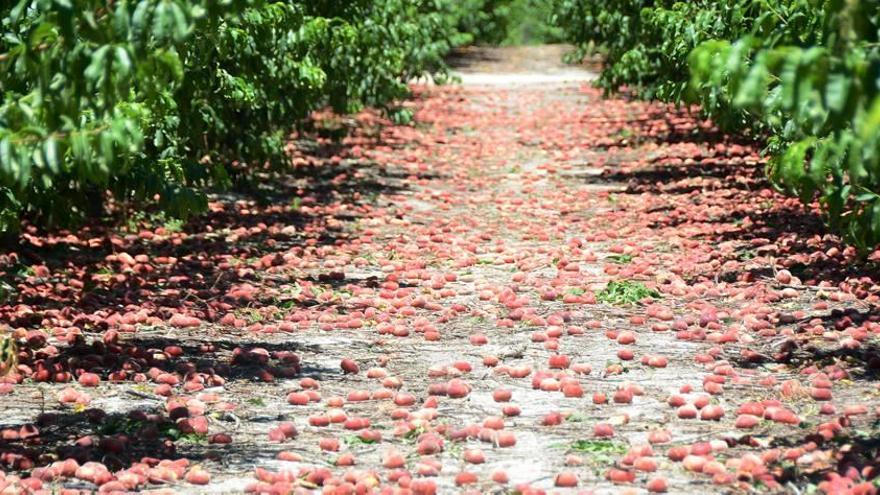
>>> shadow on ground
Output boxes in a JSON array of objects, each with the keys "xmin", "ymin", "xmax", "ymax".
[
  {"xmin": 588, "ymin": 104, "xmax": 880, "ymax": 288},
  {"xmin": 0, "ymin": 113, "xmax": 417, "ymax": 476}
]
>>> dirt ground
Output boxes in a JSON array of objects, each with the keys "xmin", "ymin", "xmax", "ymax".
[{"xmin": 1, "ymin": 46, "xmax": 880, "ymax": 495}]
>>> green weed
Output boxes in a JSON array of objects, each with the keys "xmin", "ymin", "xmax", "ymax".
[
  {"xmin": 597, "ymin": 280, "xmax": 660, "ymax": 305},
  {"xmin": 606, "ymin": 254, "xmax": 634, "ymax": 264},
  {"xmin": 568, "ymin": 439, "xmax": 627, "ymax": 454}
]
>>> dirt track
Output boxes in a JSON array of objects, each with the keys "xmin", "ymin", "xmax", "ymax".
[{"xmin": 2, "ymin": 45, "xmax": 880, "ymax": 495}]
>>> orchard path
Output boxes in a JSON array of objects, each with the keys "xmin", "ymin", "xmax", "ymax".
[{"xmin": 2, "ymin": 45, "xmax": 880, "ymax": 495}]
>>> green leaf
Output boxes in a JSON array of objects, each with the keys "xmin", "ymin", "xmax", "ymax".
[
  {"xmin": 115, "ymin": 46, "xmax": 132, "ymax": 77},
  {"xmin": 85, "ymin": 45, "xmax": 111, "ymax": 85},
  {"xmin": 825, "ymin": 73, "xmax": 849, "ymax": 114}
]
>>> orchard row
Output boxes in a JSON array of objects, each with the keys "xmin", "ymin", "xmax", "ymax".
[
  {"xmin": 553, "ymin": 0, "xmax": 880, "ymax": 249},
  {"xmin": 0, "ymin": 0, "xmax": 507, "ymax": 231}
]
